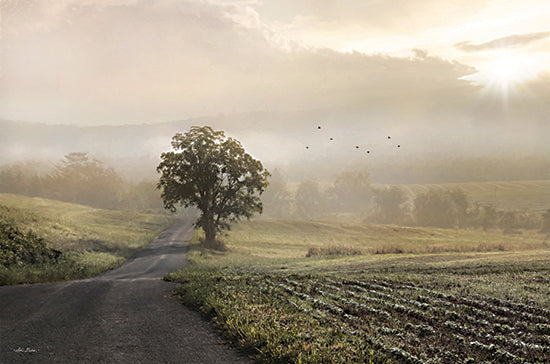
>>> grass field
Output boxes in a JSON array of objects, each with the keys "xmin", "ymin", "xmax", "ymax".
[
  {"xmin": 287, "ymin": 180, "xmax": 550, "ymax": 214},
  {"xmin": 395, "ymin": 180, "xmax": 550, "ymax": 213},
  {"xmin": 0, "ymin": 193, "xmax": 174, "ymax": 285},
  {"xmin": 167, "ymin": 219, "xmax": 550, "ymax": 363}
]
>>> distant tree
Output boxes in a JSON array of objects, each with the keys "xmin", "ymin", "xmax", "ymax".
[
  {"xmin": 329, "ymin": 171, "xmax": 373, "ymax": 213},
  {"xmin": 371, "ymin": 186, "xmax": 409, "ymax": 224},
  {"xmin": 413, "ymin": 188, "xmax": 470, "ymax": 228},
  {"xmin": 0, "ymin": 164, "xmax": 28, "ymax": 194},
  {"xmin": 448, "ymin": 189, "xmax": 469, "ymax": 227},
  {"xmin": 499, "ymin": 211, "xmax": 521, "ymax": 233},
  {"xmin": 157, "ymin": 126, "xmax": 270, "ymax": 246},
  {"xmin": 294, "ymin": 180, "xmax": 323, "ymax": 219},
  {"xmin": 119, "ymin": 180, "xmax": 163, "ymax": 212},
  {"xmin": 498, "ymin": 210, "xmax": 542, "ymax": 232},
  {"xmin": 261, "ymin": 169, "xmax": 292, "ymax": 218},
  {"xmin": 478, "ymin": 204, "xmax": 498, "ymax": 231},
  {"xmin": 49, "ymin": 152, "xmax": 123, "ymax": 209},
  {"xmin": 0, "ymin": 163, "xmax": 45, "ymax": 197}
]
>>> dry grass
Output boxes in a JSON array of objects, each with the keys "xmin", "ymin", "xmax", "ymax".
[
  {"xmin": 222, "ymin": 219, "xmax": 548, "ymax": 260},
  {"xmin": 0, "ymin": 193, "xmax": 173, "ymax": 284}
]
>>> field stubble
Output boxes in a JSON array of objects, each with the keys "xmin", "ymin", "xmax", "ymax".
[{"xmin": 168, "ymin": 218, "xmax": 550, "ymax": 363}]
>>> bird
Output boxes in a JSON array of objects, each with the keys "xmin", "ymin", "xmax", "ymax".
[
  {"xmin": 355, "ymin": 145, "xmax": 359, "ymax": 149},
  {"xmin": 329, "ymin": 137, "xmax": 333, "ymax": 141},
  {"xmin": 397, "ymin": 144, "xmax": 401, "ymax": 148},
  {"xmin": 306, "ymin": 146, "xmax": 309, "ymax": 150},
  {"xmin": 317, "ymin": 126, "xmax": 321, "ymax": 129},
  {"xmin": 367, "ymin": 150, "xmax": 370, "ymax": 154},
  {"xmin": 387, "ymin": 136, "xmax": 391, "ymax": 139}
]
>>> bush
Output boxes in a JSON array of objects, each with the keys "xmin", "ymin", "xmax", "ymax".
[
  {"xmin": 498, "ymin": 211, "xmax": 542, "ymax": 232},
  {"xmin": 306, "ymin": 245, "xmax": 363, "ymax": 257},
  {"xmin": 0, "ymin": 219, "xmax": 61, "ymax": 267}
]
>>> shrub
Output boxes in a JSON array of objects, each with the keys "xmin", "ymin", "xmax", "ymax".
[
  {"xmin": 306, "ymin": 245, "xmax": 363, "ymax": 257},
  {"xmin": 499, "ymin": 211, "xmax": 542, "ymax": 232},
  {"xmin": 0, "ymin": 219, "xmax": 61, "ymax": 267}
]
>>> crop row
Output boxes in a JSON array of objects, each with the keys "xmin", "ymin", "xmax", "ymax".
[
  {"xmin": 318, "ymin": 280, "xmax": 550, "ymax": 361},
  {"xmin": 263, "ymin": 275, "xmax": 550, "ymax": 363},
  {"xmin": 334, "ymin": 277, "xmax": 550, "ymax": 337},
  {"xmin": 348, "ymin": 278, "xmax": 550, "ymax": 323},
  {"xmin": 272, "ymin": 280, "xmax": 427, "ymax": 364},
  {"xmin": 276, "ymin": 279, "xmax": 483, "ymax": 362}
]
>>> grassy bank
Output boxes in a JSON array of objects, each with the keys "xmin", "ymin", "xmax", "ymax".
[
  {"xmin": 0, "ymin": 193, "xmax": 174, "ymax": 285},
  {"xmin": 167, "ymin": 219, "xmax": 550, "ymax": 363}
]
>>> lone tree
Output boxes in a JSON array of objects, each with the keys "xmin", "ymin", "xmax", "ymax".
[{"xmin": 157, "ymin": 126, "xmax": 270, "ymax": 246}]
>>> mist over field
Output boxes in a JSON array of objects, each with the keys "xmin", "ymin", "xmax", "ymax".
[
  {"xmin": 1, "ymin": 113, "xmax": 548, "ymax": 185},
  {"xmin": 1, "ymin": 0, "xmax": 549, "ymax": 211},
  {"xmin": 3, "ymin": 3, "xmax": 550, "ymax": 362}
]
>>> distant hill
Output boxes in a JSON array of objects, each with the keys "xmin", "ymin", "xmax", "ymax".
[
  {"xmin": 1, "ymin": 113, "xmax": 549, "ymax": 184},
  {"xmin": 0, "ymin": 118, "xmax": 192, "ymax": 179},
  {"xmin": 396, "ymin": 180, "xmax": 550, "ymax": 213}
]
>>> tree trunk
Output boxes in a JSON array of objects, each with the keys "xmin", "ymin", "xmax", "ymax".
[{"xmin": 203, "ymin": 214, "xmax": 216, "ymax": 246}]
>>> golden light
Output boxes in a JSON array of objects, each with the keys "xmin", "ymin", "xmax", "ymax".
[{"xmin": 472, "ymin": 52, "xmax": 541, "ymax": 96}]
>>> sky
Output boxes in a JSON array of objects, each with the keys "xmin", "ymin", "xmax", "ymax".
[{"xmin": 0, "ymin": 0, "xmax": 549, "ymax": 127}]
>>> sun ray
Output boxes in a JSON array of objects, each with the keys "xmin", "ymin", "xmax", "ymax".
[{"xmin": 469, "ymin": 52, "xmax": 541, "ymax": 97}]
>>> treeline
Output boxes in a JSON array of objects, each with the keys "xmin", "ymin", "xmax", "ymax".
[
  {"xmin": 0, "ymin": 153, "xmax": 162, "ymax": 212},
  {"xmin": 262, "ymin": 170, "xmax": 550, "ymax": 232}
]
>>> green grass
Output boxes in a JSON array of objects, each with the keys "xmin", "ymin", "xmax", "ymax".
[
  {"xmin": 167, "ymin": 218, "xmax": 550, "ymax": 363},
  {"xmin": 0, "ymin": 193, "xmax": 174, "ymax": 285},
  {"xmin": 215, "ymin": 219, "xmax": 548, "ymax": 261}
]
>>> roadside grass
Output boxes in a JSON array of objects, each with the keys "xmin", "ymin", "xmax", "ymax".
[
  {"xmin": 0, "ymin": 193, "xmax": 174, "ymax": 285},
  {"xmin": 167, "ymin": 218, "xmax": 550, "ymax": 363}
]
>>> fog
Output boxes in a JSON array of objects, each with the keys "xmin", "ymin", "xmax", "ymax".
[
  {"xmin": 1, "ymin": 111, "xmax": 548, "ymax": 185},
  {"xmin": 1, "ymin": 1, "xmax": 549, "ymax": 188}
]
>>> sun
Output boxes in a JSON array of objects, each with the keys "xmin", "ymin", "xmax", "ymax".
[
  {"xmin": 487, "ymin": 57, "xmax": 526, "ymax": 85},
  {"xmin": 472, "ymin": 52, "xmax": 540, "ymax": 96}
]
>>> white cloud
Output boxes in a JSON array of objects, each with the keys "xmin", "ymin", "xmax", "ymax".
[
  {"xmin": 0, "ymin": 0, "xmax": 547, "ymax": 134},
  {"xmin": 455, "ymin": 31, "xmax": 550, "ymax": 52},
  {"xmin": 0, "ymin": 0, "xmax": 481, "ymax": 125}
]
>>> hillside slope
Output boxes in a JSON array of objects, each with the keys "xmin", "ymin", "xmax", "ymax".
[{"xmin": 0, "ymin": 193, "xmax": 173, "ymax": 284}]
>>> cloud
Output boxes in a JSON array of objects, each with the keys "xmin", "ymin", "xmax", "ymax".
[
  {"xmin": 0, "ymin": 0, "xmax": 481, "ymax": 125},
  {"xmin": 455, "ymin": 31, "xmax": 550, "ymax": 52},
  {"xmin": 259, "ymin": 0, "xmax": 488, "ymax": 33},
  {"xmin": 1, "ymin": 1, "xmax": 548, "ymax": 186}
]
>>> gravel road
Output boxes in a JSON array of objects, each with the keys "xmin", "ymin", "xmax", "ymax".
[{"xmin": 0, "ymin": 219, "xmax": 252, "ymax": 363}]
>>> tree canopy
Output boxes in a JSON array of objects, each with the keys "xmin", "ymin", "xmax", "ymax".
[
  {"xmin": 157, "ymin": 126, "xmax": 270, "ymax": 245},
  {"xmin": 50, "ymin": 152, "xmax": 123, "ymax": 208}
]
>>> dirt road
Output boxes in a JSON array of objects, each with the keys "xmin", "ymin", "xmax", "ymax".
[{"xmin": 0, "ymin": 219, "xmax": 251, "ymax": 363}]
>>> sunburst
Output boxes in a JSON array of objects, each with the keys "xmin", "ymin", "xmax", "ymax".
[{"xmin": 471, "ymin": 52, "xmax": 540, "ymax": 99}]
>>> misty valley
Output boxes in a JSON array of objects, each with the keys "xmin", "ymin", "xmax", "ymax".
[
  {"xmin": 2, "ymin": 1, "xmax": 550, "ymax": 362},
  {"xmin": 1, "ymin": 121, "xmax": 550, "ymax": 363}
]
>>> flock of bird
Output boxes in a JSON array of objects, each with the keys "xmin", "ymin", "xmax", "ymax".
[{"xmin": 304, "ymin": 125, "xmax": 401, "ymax": 155}]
